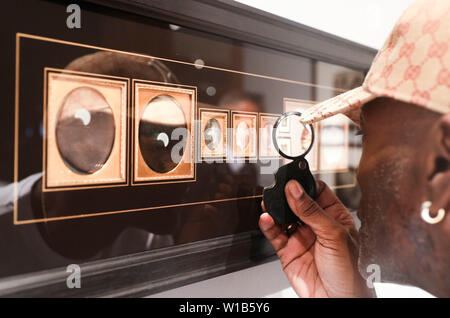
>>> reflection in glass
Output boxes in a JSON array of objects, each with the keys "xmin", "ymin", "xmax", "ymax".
[
  {"xmin": 259, "ymin": 115, "xmax": 278, "ymax": 157},
  {"xmin": 138, "ymin": 95, "xmax": 187, "ymax": 173},
  {"xmin": 204, "ymin": 118, "xmax": 222, "ymax": 151},
  {"xmin": 236, "ymin": 121, "xmax": 250, "ymax": 151},
  {"xmin": 275, "ymin": 115, "xmax": 312, "ymax": 158},
  {"xmin": 278, "ymin": 137, "xmax": 291, "ymax": 154},
  {"xmin": 283, "ymin": 99, "xmax": 318, "ymax": 170},
  {"xmin": 55, "ymin": 86, "xmax": 115, "ymax": 174},
  {"xmin": 232, "ymin": 113, "xmax": 257, "ymax": 158},
  {"xmin": 319, "ymin": 115, "xmax": 349, "ymax": 171}
]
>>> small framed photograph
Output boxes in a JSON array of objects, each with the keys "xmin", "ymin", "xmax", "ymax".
[
  {"xmin": 44, "ymin": 69, "xmax": 128, "ymax": 191},
  {"xmin": 319, "ymin": 114, "xmax": 349, "ymax": 172},
  {"xmin": 199, "ymin": 108, "xmax": 228, "ymax": 159},
  {"xmin": 231, "ymin": 111, "xmax": 257, "ymax": 159},
  {"xmin": 278, "ymin": 114, "xmax": 290, "ymax": 133},
  {"xmin": 277, "ymin": 137, "xmax": 291, "ymax": 155},
  {"xmin": 259, "ymin": 114, "xmax": 280, "ymax": 159},
  {"xmin": 133, "ymin": 80, "xmax": 196, "ymax": 184}
]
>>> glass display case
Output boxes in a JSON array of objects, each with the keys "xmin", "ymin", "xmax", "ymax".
[{"xmin": 0, "ymin": 0, "xmax": 376, "ymax": 296}]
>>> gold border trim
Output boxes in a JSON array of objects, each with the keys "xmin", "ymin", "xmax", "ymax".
[
  {"xmin": 131, "ymin": 79, "xmax": 197, "ymax": 186},
  {"xmin": 231, "ymin": 111, "xmax": 258, "ymax": 160},
  {"xmin": 198, "ymin": 108, "xmax": 229, "ymax": 160},
  {"xmin": 13, "ymin": 33, "xmax": 357, "ymax": 225},
  {"xmin": 42, "ymin": 68, "xmax": 130, "ymax": 192},
  {"xmin": 14, "ymin": 195, "xmax": 264, "ymax": 225},
  {"xmin": 317, "ymin": 115, "xmax": 350, "ymax": 174},
  {"xmin": 13, "ymin": 34, "xmax": 20, "ymax": 225},
  {"xmin": 17, "ymin": 33, "xmax": 348, "ymax": 93},
  {"xmin": 258, "ymin": 113, "xmax": 281, "ymax": 160}
]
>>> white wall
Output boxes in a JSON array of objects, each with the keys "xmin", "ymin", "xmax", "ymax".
[
  {"xmin": 151, "ymin": 260, "xmax": 434, "ymax": 298},
  {"xmin": 150, "ymin": 0, "xmax": 436, "ymax": 298},
  {"xmin": 151, "ymin": 261, "xmax": 298, "ymax": 298},
  {"xmin": 235, "ymin": 0, "xmax": 416, "ymax": 50}
]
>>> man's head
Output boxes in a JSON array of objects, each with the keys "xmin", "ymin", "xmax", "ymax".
[
  {"xmin": 300, "ymin": 0, "xmax": 449, "ymax": 127},
  {"xmin": 297, "ymin": 0, "xmax": 449, "ymax": 295},
  {"xmin": 356, "ymin": 97, "xmax": 450, "ymax": 296}
]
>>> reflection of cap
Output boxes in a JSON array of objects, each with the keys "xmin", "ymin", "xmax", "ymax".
[{"xmin": 300, "ymin": 0, "xmax": 449, "ymax": 126}]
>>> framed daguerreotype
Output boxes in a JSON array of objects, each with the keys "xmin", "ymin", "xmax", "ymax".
[
  {"xmin": 276, "ymin": 136, "xmax": 291, "ymax": 155},
  {"xmin": 44, "ymin": 69, "xmax": 129, "ymax": 190},
  {"xmin": 232, "ymin": 111, "xmax": 257, "ymax": 159},
  {"xmin": 319, "ymin": 114, "xmax": 350, "ymax": 172},
  {"xmin": 278, "ymin": 114, "xmax": 290, "ymax": 133},
  {"xmin": 0, "ymin": 0, "xmax": 375, "ymax": 297},
  {"xmin": 199, "ymin": 108, "xmax": 228, "ymax": 160},
  {"xmin": 259, "ymin": 114, "xmax": 280, "ymax": 159},
  {"xmin": 133, "ymin": 80, "xmax": 196, "ymax": 184}
]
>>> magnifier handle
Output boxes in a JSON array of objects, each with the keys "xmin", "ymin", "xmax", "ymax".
[{"xmin": 263, "ymin": 158, "xmax": 317, "ymax": 225}]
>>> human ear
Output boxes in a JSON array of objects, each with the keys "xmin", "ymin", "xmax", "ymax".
[{"xmin": 426, "ymin": 113, "xmax": 450, "ymax": 214}]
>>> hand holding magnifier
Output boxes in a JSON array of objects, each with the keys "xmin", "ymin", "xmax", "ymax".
[{"xmin": 263, "ymin": 111, "xmax": 317, "ymax": 226}]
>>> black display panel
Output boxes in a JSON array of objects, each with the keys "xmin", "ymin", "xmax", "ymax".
[{"xmin": 0, "ymin": 0, "xmax": 375, "ymax": 296}]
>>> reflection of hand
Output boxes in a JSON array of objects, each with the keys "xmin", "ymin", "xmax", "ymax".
[
  {"xmin": 260, "ymin": 180, "xmax": 372, "ymax": 298},
  {"xmin": 177, "ymin": 173, "xmax": 237, "ymax": 243},
  {"xmin": 214, "ymin": 175, "xmax": 234, "ymax": 200}
]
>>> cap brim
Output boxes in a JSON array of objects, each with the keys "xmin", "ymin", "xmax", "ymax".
[{"xmin": 299, "ymin": 86, "xmax": 376, "ymax": 126}]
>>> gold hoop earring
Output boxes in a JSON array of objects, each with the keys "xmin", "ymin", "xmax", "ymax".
[{"xmin": 421, "ymin": 201, "xmax": 446, "ymax": 224}]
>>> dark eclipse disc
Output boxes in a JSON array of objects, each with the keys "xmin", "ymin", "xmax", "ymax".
[
  {"xmin": 204, "ymin": 118, "xmax": 222, "ymax": 151},
  {"xmin": 55, "ymin": 86, "xmax": 116, "ymax": 174},
  {"xmin": 138, "ymin": 95, "xmax": 188, "ymax": 173}
]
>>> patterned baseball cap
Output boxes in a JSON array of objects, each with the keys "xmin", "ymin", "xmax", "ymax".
[{"xmin": 300, "ymin": 0, "xmax": 449, "ymax": 125}]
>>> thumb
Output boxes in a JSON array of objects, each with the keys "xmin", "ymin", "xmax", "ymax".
[{"xmin": 285, "ymin": 180, "xmax": 339, "ymax": 236}]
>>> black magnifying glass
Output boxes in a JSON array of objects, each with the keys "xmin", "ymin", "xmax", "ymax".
[{"xmin": 263, "ymin": 111, "xmax": 317, "ymax": 226}]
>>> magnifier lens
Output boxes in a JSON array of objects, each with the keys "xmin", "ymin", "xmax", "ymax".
[
  {"xmin": 274, "ymin": 113, "xmax": 313, "ymax": 159},
  {"xmin": 264, "ymin": 112, "xmax": 317, "ymax": 225}
]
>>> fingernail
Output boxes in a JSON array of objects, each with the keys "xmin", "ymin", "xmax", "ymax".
[{"xmin": 288, "ymin": 181, "xmax": 302, "ymax": 199}]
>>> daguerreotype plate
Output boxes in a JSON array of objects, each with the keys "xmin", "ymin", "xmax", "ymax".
[
  {"xmin": 200, "ymin": 109, "xmax": 228, "ymax": 159},
  {"xmin": 259, "ymin": 114, "xmax": 280, "ymax": 159},
  {"xmin": 44, "ymin": 69, "xmax": 128, "ymax": 190},
  {"xmin": 319, "ymin": 114, "xmax": 349, "ymax": 172},
  {"xmin": 56, "ymin": 86, "xmax": 115, "ymax": 174},
  {"xmin": 231, "ymin": 112, "xmax": 257, "ymax": 159},
  {"xmin": 133, "ymin": 81, "xmax": 196, "ymax": 184}
]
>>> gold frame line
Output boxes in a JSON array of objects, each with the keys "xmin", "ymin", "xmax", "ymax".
[
  {"xmin": 131, "ymin": 79, "xmax": 197, "ymax": 185},
  {"xmin": 14, "ymin": 194, "xmax": 264, "ymax": 225},
  {"xmin": 42, "ymin": 68, "xmax": 131, "ymax": 192},
  {"xmin": 258, "ymin": 113, "xmax": 281, "ymax": 160},
  {"xmin": 15, "ymin": 176, "xmax": 356, "ymax": 225},
  {"xmin": 13, "ymin": 34, "xmax": 20, "ymax": 224},
  {"xmin": 231, "ymin": 111, "xmax": 259, "ymax": 159},
  {"xmin": 17, "ymin": 33, "xmax": 348, "ymax": 93},
  {"xmin": 198, "ymin": 108, "xmax": 229, "ymax": 160},
  {"xmin": 13, "ymin": 34, "xmax": 358, "ymax": 225}
]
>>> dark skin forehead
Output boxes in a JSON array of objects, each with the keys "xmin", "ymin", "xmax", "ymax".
[{"xmin": 360, "ymin": 97, "xmax": 437, "ymax": 145}]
